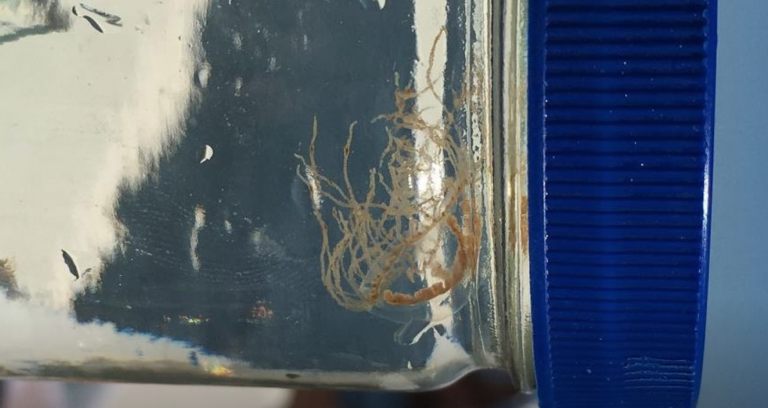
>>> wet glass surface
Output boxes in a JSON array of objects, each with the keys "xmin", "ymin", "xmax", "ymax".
[{"xmin": 0, "ymin": 0, "xmax": 495, "ymax": 389}]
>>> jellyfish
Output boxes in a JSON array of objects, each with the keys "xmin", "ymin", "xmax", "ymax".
[{"xmin": 295, "ymin": 29, "xmax": 484, "ymax": 324}]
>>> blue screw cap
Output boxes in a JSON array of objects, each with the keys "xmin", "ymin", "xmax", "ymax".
[{"xmin": 528, "ymin": 1, "xmax": 717, "ymax": 407}]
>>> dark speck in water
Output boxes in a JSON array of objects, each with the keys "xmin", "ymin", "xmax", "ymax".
[
  {"xmin": 189, "ymin": 351, "xmax": 199, "ymax": 367},
  {"xmin": 61, "ymin": 249, "xmax": 79, "ymax": 280},
  {"xmin": 82, "ymin": 15, "xmax": 104, "ymax": 34}
]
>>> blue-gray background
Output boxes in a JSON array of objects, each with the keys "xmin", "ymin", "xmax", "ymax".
[{"xmin": 698, "ymin": 0, "xmax": 768, "ymax": 406}]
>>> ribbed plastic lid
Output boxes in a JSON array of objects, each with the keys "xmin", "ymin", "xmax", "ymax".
[{"xmin": 527, "ymin": 1, "xmax": 717, "ymax": 407}]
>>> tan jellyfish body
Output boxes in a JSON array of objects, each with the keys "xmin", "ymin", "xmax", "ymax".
[{"xmin": 295, "ymin": 30, "xmax": 482, "ymax": 319}]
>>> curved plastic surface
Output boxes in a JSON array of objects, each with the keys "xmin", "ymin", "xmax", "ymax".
[{"xmin": 528, "ymin": 1, "xmax": 717, "ymax": 407}]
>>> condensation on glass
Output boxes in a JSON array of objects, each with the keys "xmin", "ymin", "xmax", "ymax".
[{"xmin": 0, "ymin": 0, "xmax": 531, "ymax": 391}]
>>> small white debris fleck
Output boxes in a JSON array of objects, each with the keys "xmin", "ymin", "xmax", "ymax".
[
  {"xmin": 233, "ymin": 32, "xmax": 243, "ymax": 50},
  {"xmin": 200, "ymin": 144, "xmax": 214, "ymax": 163},
  {"xmin": 234, "ymin": 77, "xmax": 243, "ymax": 97},
  {"xmin": 197, "ymin": 63, "xmax": 212, "ymax": 88},
  {"xmin": 190, "ymin": 206, "xmax": 206, "ymax": 271}
]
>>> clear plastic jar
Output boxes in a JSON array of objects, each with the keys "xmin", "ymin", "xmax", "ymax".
[{"xmin": 0, "ymin": 0, "xmax": 532, "ymax": 392}]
